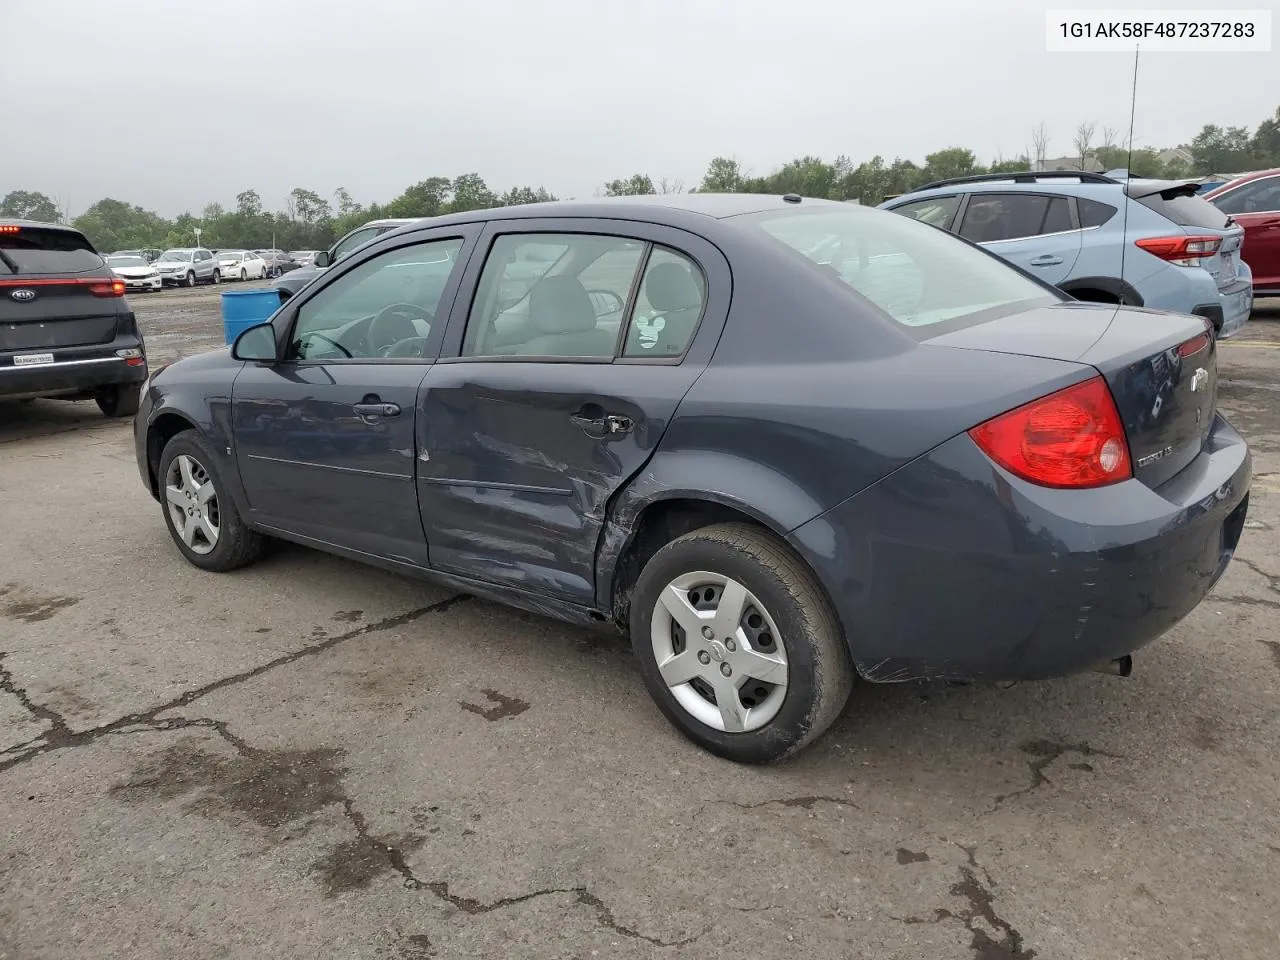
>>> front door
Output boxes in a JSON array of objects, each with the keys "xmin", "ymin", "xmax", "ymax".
[
  {"xmin": 418, "ymin": 220, "xmax": 728, "ymax": 606},
  {"xmin": 956, "ymin": 192, "xmax": 1082, "ymax": 286},
  {"xmin": 232, "ymin": 231, "xmax": 472, "ymax": 563}
]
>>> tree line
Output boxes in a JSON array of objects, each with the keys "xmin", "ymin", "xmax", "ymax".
[{"xmin": 4, "ymin": 105, "xmax": 1276, "ymax": 255}]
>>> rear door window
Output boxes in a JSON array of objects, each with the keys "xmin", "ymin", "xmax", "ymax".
[
  {"xmin": 1211, "ymin": 177, "xmax": 1280, "ymax": 215},
  {"xmin": 958, "ymin": 194, "xmax": 1070, "ymax": 243},
  {"xmin": 0, "ymin": 226, "xmax": 104, "ymax": 275}
]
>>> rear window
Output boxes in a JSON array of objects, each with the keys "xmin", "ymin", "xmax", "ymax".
[
  {"xmin": 749, "ymin": 208, "xmax": 1059, "ymax": 329},
  {"xmin": 0, "ymin": 226, "xmax": 103, "ymax": 275},
  {"xmin": 1135, "ymin": 186, "xmax": 1230, "ymax": 229}
]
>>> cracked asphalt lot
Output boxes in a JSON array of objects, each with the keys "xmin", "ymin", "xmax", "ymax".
[{"xmin": 1, "ymin": 294, "xmax": 1279, "ymax": 959}]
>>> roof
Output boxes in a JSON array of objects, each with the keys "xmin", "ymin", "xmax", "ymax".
[
  {"xmin": 390, "ymin": 194, "xmax": 847, "ymax": 237},
  {"xmin": 1205, "ymin": 168, "xmax": 1280, "ymax": 195},
  {"xmin": 0, "ymin": 218, "xmax": 83, "ymax": 232}
]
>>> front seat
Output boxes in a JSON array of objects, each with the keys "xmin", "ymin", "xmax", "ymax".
[
  {"xmin": 626, "ymin": 261, "xmax": 704, "ymax": 355},
  {"xmin": 513, "ymin": 276, "xmax": 616, "ymax": 356}
]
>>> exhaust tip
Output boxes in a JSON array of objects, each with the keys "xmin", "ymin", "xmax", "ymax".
[{"xmin": 1090, "ymin": 655, "xmax": 1133, "ymax": 677}]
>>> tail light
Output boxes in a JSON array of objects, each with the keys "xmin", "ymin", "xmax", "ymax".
[
  {"xmin": 0, "ymin": 225, "xmax": 20, "ymax": 234},
  {"xmin": 1177, "ymin": 331, "xmax": 1211, "ymax": 358},
  {"xmin": 969, "ymin": 376, "xmax": 1132, "ymax": 489},
  {"xmin": 89, "ymin": 279, "xmax": 126, "ymax": 297},
  {"xmin": 1134, "ymin": 235, "xmax": 1222, "ymax": 267}
]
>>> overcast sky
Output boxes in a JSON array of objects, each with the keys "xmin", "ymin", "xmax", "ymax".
[{"xmin": 4, "ymin": 0, "xmax": 1275, "ymax": 218}]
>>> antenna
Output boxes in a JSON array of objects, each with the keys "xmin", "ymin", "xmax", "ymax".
[{"xmin": 1117, "ymin": 45, "xmax": 1140, "ymax": 306}]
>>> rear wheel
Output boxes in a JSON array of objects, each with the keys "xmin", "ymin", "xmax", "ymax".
[
  {"xmin": 211, "ymin": 270, "xmax": 221, "ymax": 285},
  {"xmin": 1066, "ymin": 288, "xmax": 1119, "ymax": 304},
  {"xmin": 95, "ymin": 384, "xmax": 141, "ymax": 418},
  {"xmin": 630, "ymin": 523, "xmax": 854, "ymax": 763},
  {"xmin": 158, "ymin": 430, "xmax": 265, "ymax": 572}
]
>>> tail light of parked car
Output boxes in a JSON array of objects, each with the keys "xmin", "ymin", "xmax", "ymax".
[
  {"xmin": 968, "ymin": 376, "xmax": 1132, "ymax": 489},
  {"xmin": 1134, "ymin": 235, "xmax": 1222, "ymax": 267},
  {"xmin": 0, "ymin": 277, "xmax": 125, "ymax": 297}
]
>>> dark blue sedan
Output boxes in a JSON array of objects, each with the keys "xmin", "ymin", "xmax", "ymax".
[{"xmin": 133, "ymin": 194, "xmax": 1251, "ymax": 763}]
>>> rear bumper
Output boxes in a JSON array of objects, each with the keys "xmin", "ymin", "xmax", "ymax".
[
  {"xmin": 789, "ymin": 414, "xmax": 1251, "ymax": 682},
  {"xmin": 0, "ymin": 353, "xmax": 148, "ymax": 400},
  {"xmin": 1194, "ymin": 277, "xmax": 1253, "ymax": 340}
]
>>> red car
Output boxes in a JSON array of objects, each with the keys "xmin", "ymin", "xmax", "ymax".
[{"xmin": 1206, "ymin": 169, "xmax": 1280, "ymax": 297}]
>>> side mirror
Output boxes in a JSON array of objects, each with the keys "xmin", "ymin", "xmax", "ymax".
[
  {"xmin": 232, "ymin": 323, "xmax": 279, "ymax": 362},
  {"xmin": 313, "ymin": 250, "xmax": 332, "ymax": 268},
  {"xmin": 277, "ymin": 287, "xmax": 293, "ymax": 305}
]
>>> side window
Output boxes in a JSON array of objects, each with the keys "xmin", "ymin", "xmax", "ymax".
[
  {"xmin": 290, "ymin": 238, "xmax": 462, "ymax": 361},
  {"xmin": 331, "ymin": 227, "xmax": 379, "ymax": 260},
  {"xmin": 891, "ymin": 195, "xmax": 960, "ymax": 229},
  {"xmin": 1213, "ymin": 178, "xmax": 1280, "ymax": 215},
  {"xmin": 959, "ymin": 194, "xmax": 1062, "ymax": 243},
  {"xmin": 1078, "ymin": 198, "xmax": 1118, "ymax": 228},
  {"xmin": 1041, "ymin": 197, "xmax": 1072, "ymax": 233},
  {"xmin": 462, "ymin": 233, "xmax": 644, "ymax": 358},
  {"xmin": 622, "ymin": 248, "xmax": 706, "ymax": 358}
]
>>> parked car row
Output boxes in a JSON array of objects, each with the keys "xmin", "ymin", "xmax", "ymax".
[
  {"xmin": 131, "ymin": 193, "xmax": 1251, "ymax": 763},
  {"xmin": 103, "ymin": 247, "xmax": 320, "ymax": 287}
]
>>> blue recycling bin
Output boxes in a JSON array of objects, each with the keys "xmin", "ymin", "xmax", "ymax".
[{"xmin": 221, "ymin": 289, "xmax": 280, "ymax": 345}]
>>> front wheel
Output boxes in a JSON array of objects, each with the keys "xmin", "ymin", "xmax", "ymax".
[
  {"xmin": 239, "ymin": 268, "xmax": 247, "ymax": 281},
  {"xmin": 630, "ymin": 523, "xmax": 854, "ymax": 763},
  {"xmin": 185, "ymin": 271, "xmax": 196, "ymax": 287},
  {"xmin": 158, "ymin": 430, "xmax": 265, "ymax": 572}
]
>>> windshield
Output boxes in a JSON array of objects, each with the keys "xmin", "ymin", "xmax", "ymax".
[
  {"xmin": 107, "ymin": 256, "xmax": 147, "ymax": 267},
  {"xmin": 159, "ymin": 250, "xmax": 192, "ymax": 261},
  {"xmin": 219, "ymin": 251, "xmax": 245, "ymax": 259},
  {"xmin": 747, "ymin": 207, "xmax": 1059, "ymax": 328}
]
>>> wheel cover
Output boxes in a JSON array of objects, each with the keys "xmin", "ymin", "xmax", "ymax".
[
  {"xmin": 651, "ymin": 571, "xmax": 789, "ymax": 733},
  {"xmin": 164, "ymin": 454, "xmax": 220, "ymax": 555}
]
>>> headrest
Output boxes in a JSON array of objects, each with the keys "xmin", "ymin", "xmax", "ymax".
[
  {"xmin": 645, "ymin": 261, "xmax": 702, "ymax": 313},
  {"xmin": 528, "ymin": 276, "xmax": 598, "ymax": 333}
]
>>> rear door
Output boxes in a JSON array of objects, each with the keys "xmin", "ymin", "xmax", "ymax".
[
  {"xmin": 1209, "ymin": 174, "xmax": 1280, "ymax": 290},
  {"xmin": 955, "ymin": 192, "xmax": 1082, "ymax": 285},
  {"xmin": 0, "ymin": 225, "xmax": 120, "ymax": 362},
  {"xmin": 418, "ymin": 218, "xmax": 730, "ymax": 606},
  {"xmin": 232, "ymin": 226, "xmax": 478, "ymax": 563}
]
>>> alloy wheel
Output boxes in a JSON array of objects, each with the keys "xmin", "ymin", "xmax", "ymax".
[
  {"xmin": 164, "ymin": 454, "xmax": 220, "ymax": 555},
  {"xmin": 650, "ymin": 571, "xmax": 789, "ymax": 733}
]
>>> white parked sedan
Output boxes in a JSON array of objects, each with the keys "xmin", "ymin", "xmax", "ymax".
[
  {"xmin": 216, "ymin": 249, "xmax": 267, "ymax": 281},
  {"xmin": 105, "ymin": 254, "xmax": 162, "ymax": 292}
]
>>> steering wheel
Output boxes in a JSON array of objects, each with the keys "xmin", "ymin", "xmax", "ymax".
[
  {"xmin": 369, "ymin": 303, "xmax": 431, "ymax": 355},
  {"xmin": 380, "ymin": 336, "xmax": 430, "ymax": 358},
  {"xmin": 299, "ymin": 332, "xmax": 352, "ymax": 358}
]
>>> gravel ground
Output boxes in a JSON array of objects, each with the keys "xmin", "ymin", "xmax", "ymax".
[{"xmin": 1, "ymin": 290, "xmax": 1278, "ymax": 960}]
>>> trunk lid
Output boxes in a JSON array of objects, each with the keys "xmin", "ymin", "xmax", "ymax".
[
  {"xmin": 929, "ymin": 302, "xmax": 1216, "ymax": 488},
  {"xmin": 0, "ymin": 224, "xmax": 120, "ymax": 354}
]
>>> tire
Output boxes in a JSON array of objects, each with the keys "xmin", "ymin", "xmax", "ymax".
[
  {"xmin": 185, "ymin": 271, "xmax": 196, "ymax": 288},
  {"xmin": 239, "ymin": 268, "xmax": 247, "ymax": 281},
  {"xmin": 211, "ymin": 270, "xmax": 221, "ymax": 285},
  {"xmin": 157, "ymin": 430, "xmax": 265, "ymax": 572},
  {"xmin": 629, "ymin": 523, "xmax": 854, "ymax": 763},
  {"xmin": 95, "ymin": 383, "xmax": 141, "ymax": 418}
]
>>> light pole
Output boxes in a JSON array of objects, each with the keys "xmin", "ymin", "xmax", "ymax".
[{"xmin": 193, "ymin": 226, "xmax": 202, "ymax": 248}]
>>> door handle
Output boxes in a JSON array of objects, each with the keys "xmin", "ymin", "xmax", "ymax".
[
  {"xmin": 353, "ymin": 402, "xmax": 400, "ymax": 417},
  {"xmin": 1029, "ymin": 255, "xmax": 1063, "ymax": 266},
  {"xmin": 570, "ymin": 411, "xmax": 633, "ymax": 437}
]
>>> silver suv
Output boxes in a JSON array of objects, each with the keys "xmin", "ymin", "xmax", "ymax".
[{"xmin": 153, "ymin": 247, "xmax": 221, "ymax": 287}]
